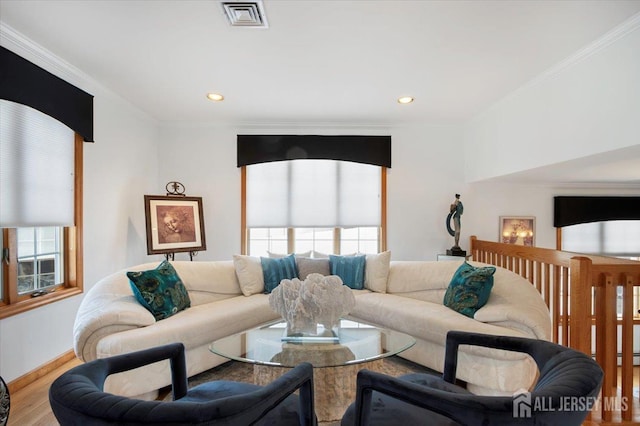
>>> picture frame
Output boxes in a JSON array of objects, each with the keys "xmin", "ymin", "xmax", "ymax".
[
  {"xmin": 499, "ymin": 216, "xmax": 535, "ymax": 247},
  {"xmin": 144, "ymin": 195, "xmax": 206, "ymax": 255}
]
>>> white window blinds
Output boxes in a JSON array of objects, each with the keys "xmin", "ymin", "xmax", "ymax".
[
  {"xmin": 246, "ymin": 160, "xmax": 381, "ymax": 228},
  {"xmin": 562, "ymin": 220, "xmax": 640, "ymax": 257},
  {"xmin": 0, "ymin": 100, "xmax": 75, "ymax": 227}
]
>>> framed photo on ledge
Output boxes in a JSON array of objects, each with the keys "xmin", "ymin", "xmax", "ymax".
[
  {"xmin": 144, "ymin": 195, "xmax": 206, "ymax": 255},
  {"xmin": 499, "ymin": 216, "xmax": 535, "ymax": 247}
]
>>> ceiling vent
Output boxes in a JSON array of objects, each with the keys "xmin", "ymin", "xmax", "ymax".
[{"xmin": 221, "ymin": 1, "xmax": 269, "ymax": 28}]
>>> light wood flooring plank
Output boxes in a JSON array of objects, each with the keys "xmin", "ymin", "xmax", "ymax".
[{"xmin": 8, "ymin": 357, "xmax": 81, "ymax": 426}]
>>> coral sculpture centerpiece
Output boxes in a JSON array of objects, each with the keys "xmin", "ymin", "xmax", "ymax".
[{"xmin": 268, "ymin": 273, "xmax": 356, "ymax": 342}]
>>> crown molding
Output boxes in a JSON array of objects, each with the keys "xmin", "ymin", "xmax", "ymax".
[
  {"xmin": 0, "ymin": 22, "xmax": 93, "ymax": 93},
  {"xmin": 471, "ymin": 12, "xmax": 640, "ymax": 124},
  {"xmin": 0, "ymin": 22, "xmax": 156, "ymax": 126},
  {"xmin": 528, "ymin": 12, "xmax": 640, "ymax": 89}
]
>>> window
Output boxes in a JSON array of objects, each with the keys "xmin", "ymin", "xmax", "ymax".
[
  {"xmin": 0, "ymin": 49, "xmax": 92, "ymax": 318},
  {"xmin": 562, "ymin": 220, "xmax": 640, "ymax": 259},
  {"xmin": 293, "ymin": 228, "xmax": 334, "ymax": 254},
  {"xmin": 242, "ymin": 160, "xmax": 386, "ymax": 256},
  {"xmin": 16, "ymin": 227, "xmax": 63, "ymax": 294},
  {"xmin": 246, "ymin": 226, "xmax": 380, "ymax": 257},
  {"xmin": 562, "ymin": 220, "xmax": 640, "ymax": 319},
  {"xmin": 248, "ymin": 227, "xmax": 289, "ymax": 255},
  {"xmin": 340, "ymin": 226, "xmax": 379, "ymax": 254},
  {"xmin": 0, "ymin": 104, "xmax": 83, "ymax": 318},
  {"xmin": 2, "ymin": 224, "xmax": 82, "ymax": 318}
]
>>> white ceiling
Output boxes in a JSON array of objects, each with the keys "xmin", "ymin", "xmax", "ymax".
[{"xmin": 1, "ymin": 0, "xmax": 639, "ymax": 184}]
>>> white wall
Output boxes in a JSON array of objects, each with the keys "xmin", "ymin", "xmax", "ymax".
[
  {"xmin": 0, "ymin": 33, "xmax": 159, "ymax": 382},
  {"xmin": 464, "ymin": 16, "xmax": 640, "ymax": 183},
  {"xmin": 465, "ymin": 182, "xmax": 640, "ymax": 250},
  {"xmin": 386, "ymin": 125, "xmax": 466, "ymax": 259},
  {"xmin": 83, "ymin": 95, "xmax": 159, "ymax": 284},
  {"xmin": 155, "ymin": 124, "xmax": 241, "ymax": 261},
  {"xmin": 155, "ymin": 123, "xmax": 465, "ymax": 262},
  {"xmin": 154, "ymin": 120, "xmax": 638, "ymax": 262},
  {"xmin": 460, "ymin": 15, "xmax": 640, "ymax": 248}
]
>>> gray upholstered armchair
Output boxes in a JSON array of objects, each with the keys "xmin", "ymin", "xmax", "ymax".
[
  {"xmin": 49, "ymin": 342, "xmax": 316, "ymax": 425},
  {"xmin": 342, "ymin": 330, "xmax": 603, "ymax": 426}
]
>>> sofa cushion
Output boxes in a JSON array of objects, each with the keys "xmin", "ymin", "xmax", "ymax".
[
  {"xmin": 330, "ymin": 254, "xmax": 366, "ymax": 289},
  {"xmin": 296, "ymin": 257, "xmax": 330, "ymax": 279},
  {"xmin": 233, "ymin": 255, "xmax": 264, "ymax": 296},
  {"xmin": 443, "ymin": 262, "xmax": 496, "ymax": 318},
  {"xmin": 261, "ymin": 254, "xmax": 298, "ymax": 293},
  {"xmin": 171, "ymin": 261, "xmax": 241, "ymax": 296},
  {"xmin": 97, "ymin": 294, "xmax": 279, "ymax": 358},
  {"xmin": 350, "ymin": 292, "xmax": 531, "ymax": 359},
  {"xmin": 364, "ymin": 251, "xmax": 391, "ymax": 293},
  {"xmin": 126, "ymin": 260, "xmax": 191, "ymax": 321},
  {"xmin": 387, "ymin": 261, "xmax": 462, "ymax": 295}
]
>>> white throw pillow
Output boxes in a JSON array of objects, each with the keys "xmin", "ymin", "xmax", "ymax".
[
  {"xmin": 364, "ymin": 251, "xmax": 391, "ymax": 293},
  {"xmin": 232, "ymin": 255, "xmax": 264, "ymax": 296}
]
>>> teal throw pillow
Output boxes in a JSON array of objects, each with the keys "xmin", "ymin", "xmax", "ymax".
[
  {"xmin": 329, "ymin": 254, "xmax": 366, "ymax": 290},
  {"xmin": 127, "ymin": 260, "xmax": 191, "ymax": 321},
  {"xmin": 443, "ymin": 262, "xmax": 496, "ymax": 318},
  {"xmin": 261, "ymin": 253, "xmax": 298, "ymax": 293}
]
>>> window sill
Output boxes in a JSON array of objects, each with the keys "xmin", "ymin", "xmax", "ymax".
[{"xmin": 0, "ymin": 287, "xmax": 82, "ymax": 320}]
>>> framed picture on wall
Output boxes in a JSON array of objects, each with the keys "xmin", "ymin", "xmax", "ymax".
[
  {"xmin": 144, "ymin": 195, "xmax": 206, "ymax": 255},
  {"xmin": 499, "ymin": 216, "xmax": 535, "ymax": 247}
]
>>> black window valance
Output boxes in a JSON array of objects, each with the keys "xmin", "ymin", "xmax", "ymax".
[
  {"xmin": 0, "ymin": 46, "xmax": 94, "ymax": 142},
  {"xmin": 554, "ymin": 196, "xmax": 640, "ymax": 227},
  {"xmin": 237, "ymin": 135, "xmax": 391, "ymax": 168}
]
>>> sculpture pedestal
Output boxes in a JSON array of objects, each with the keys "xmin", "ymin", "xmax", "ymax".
[
  {"xmin": 446, "ymin": 247, "xmax": 467, "ymax": 257},
  {"xmin": 255, "ymin": 355, "xmax": 383, "ymax": 422}
]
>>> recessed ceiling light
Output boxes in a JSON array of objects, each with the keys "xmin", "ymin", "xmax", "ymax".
[
  {"xmin": 397, "ymin": 96, "xmax": 414, "ymax": 104},
  {"xmin": 206, "ymin": 93, "xmax": 224, "ymax": 101}
]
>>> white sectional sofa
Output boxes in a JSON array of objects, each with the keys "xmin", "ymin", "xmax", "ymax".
[{"xmin": 73, "ymin": 259, "xmax": 551, "ymax": 399}]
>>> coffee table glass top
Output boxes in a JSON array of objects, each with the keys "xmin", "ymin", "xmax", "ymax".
[{"xmin": 209, "ymin": 318, "xmax": 415, "ymax": 368}]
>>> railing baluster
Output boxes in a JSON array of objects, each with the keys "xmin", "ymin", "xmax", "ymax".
[
  {"xmin": 562, "ymin": 266, "xmax": 569, "ymax": 347},
  {"xmin": 543, "ymin": 263, "xmax": 550, "ymax": 310},
  {"xmin": 621, "ymin": 274, "xmax": 634, "ymax": 421},
  {"xmin": 602, "ymin": 273, "xmax": 617, "ymax": 422},
  {"xmin": 552, "ymin": 264, "xmax": 560, "ymax": 344}
]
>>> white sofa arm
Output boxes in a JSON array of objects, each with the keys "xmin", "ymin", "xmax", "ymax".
[
  {"xmin": 74, "ymin": 265, "xmax": 157, "ymax": 361},
  {"xmin": 473, "ymin": 267, "xmax": 552, "ymax": 340}
]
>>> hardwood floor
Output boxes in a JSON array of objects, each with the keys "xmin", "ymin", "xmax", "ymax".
[
  {"xmin": 7, "ymin": 357, "xmax": 81, "ymax": 426},
  {"xmin": 6, "ymin": 356, "xmax": 640, "ymax": 425}
]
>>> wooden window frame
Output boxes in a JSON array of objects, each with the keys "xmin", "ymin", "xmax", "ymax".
[
  {"xmin": 241, "ymin": 166, "xmax": 387, "ymax": 254},
  {"xmin": 0, "ymin": 133, "xmax": 83, "ymax": 319}
]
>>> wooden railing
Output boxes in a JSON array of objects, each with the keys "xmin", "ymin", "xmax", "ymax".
[{"xmin": 470, "ymin": 236, "xmax": 640, "ymax": 422}]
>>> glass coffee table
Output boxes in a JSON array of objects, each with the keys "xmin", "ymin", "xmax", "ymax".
[{"xmin": 210, "ymin": 318, "xmax": 415, "ymax": 422}]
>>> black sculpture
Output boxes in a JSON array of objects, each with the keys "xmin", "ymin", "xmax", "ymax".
[{"xmin": 446, "ymin": 194, "xmax": 466, "ymax": 256}]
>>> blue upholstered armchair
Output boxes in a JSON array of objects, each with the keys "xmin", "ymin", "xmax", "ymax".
[
  {"xmin": 49, "ymin": 342, "xmax": 316, "ymax": 425},
  {"xmin": 342, "ymin": 331, "xmax": 603, "ymax": 426}
]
